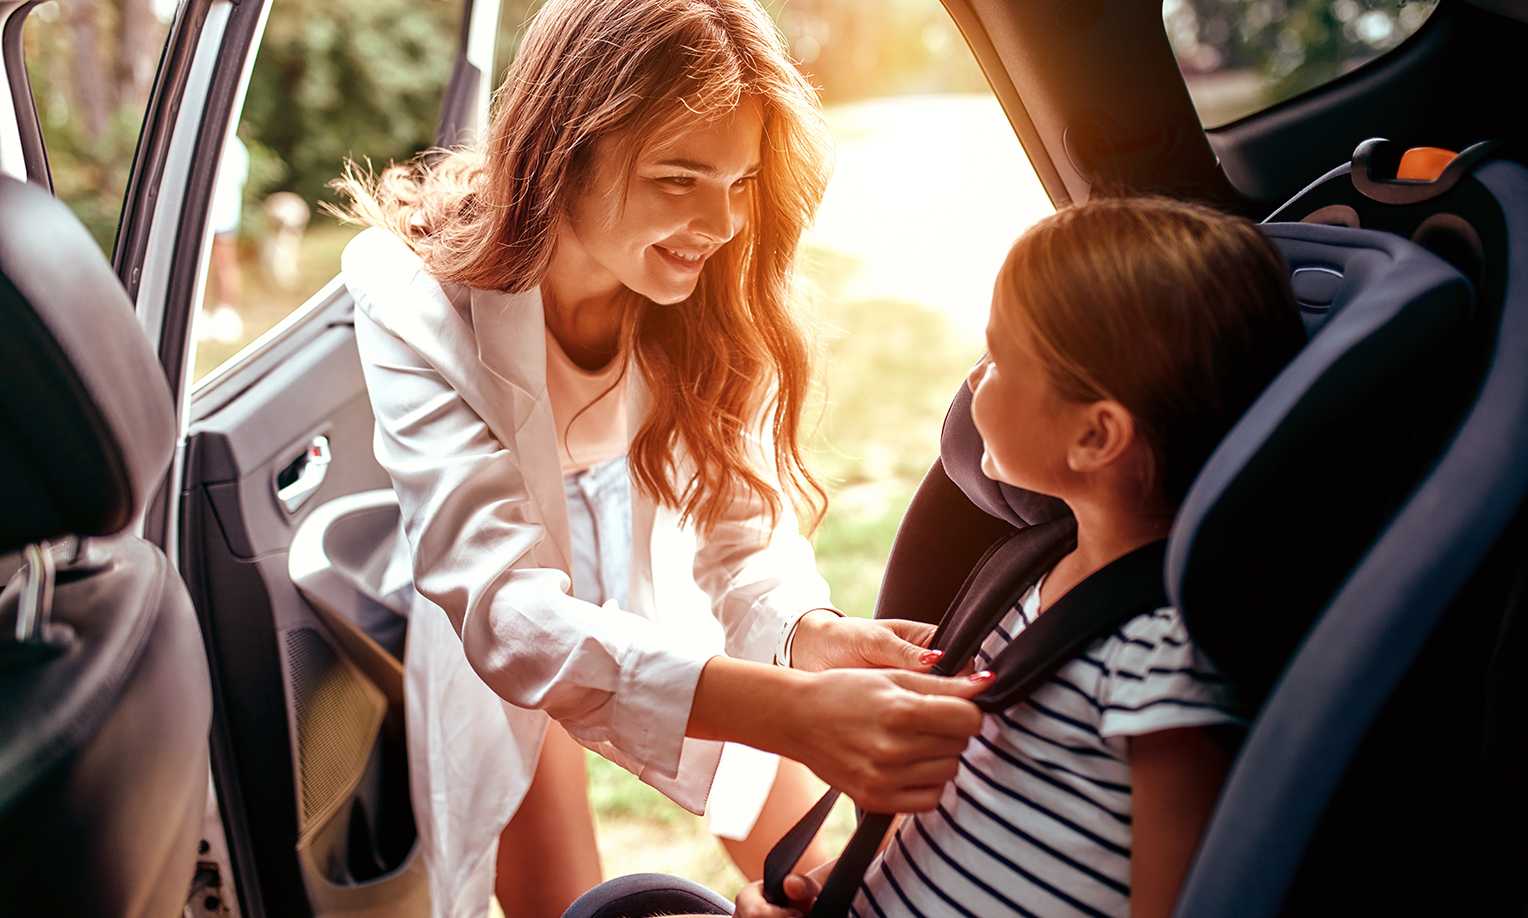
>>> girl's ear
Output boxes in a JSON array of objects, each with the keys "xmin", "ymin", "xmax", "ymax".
[{"xmin": 1066, "ymin": 400, "xmax": 1136, "ymax": 474}]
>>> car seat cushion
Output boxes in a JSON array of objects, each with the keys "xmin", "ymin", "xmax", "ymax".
[{"xmin": 940, "ymin": 380, "xmax": 1068, "ymax": 530}]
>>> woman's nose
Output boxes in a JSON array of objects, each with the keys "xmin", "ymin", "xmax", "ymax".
[{"xmin": 691, "ymin": 186, "xmax": 744, "ymax": 243}]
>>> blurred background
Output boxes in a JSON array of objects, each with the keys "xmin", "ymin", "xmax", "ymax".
[{"xmin": 21, "ymin": 0, "xmax": 1434, "ymax": 901}]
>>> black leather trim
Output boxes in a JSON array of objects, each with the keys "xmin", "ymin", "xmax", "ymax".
[
  {"xmin": 0, "ymin": 177, "xmax": 175, "ymax": 552},
  {"xmin": 0, "ymin": 535, "xmax": 211, "ymax": 916}
]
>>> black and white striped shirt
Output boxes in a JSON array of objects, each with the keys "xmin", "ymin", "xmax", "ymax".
[{"xmin": 852, "ymin": 578, "xmax": 1242, "ymax": 917}]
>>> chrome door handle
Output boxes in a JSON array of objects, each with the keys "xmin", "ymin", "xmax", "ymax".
[{"xmin": 277, "ymin": 435, "xmax": 332, "ymax": 513}]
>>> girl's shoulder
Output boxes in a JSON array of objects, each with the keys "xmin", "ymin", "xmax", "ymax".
[{"xmin": 1088, "ymin": 606, "xmax": 1245, "ymax": 739}]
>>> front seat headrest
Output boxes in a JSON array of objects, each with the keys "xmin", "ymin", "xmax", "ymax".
[{"xmin": 0, "ymin": 177, "xmax": 176, "ymax": 554}]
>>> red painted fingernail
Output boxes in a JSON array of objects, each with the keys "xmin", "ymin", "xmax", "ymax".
[
  {"xmin": 919, "ymin": 650, "xmax": 944, "ymax": 664},
  {"xmin": 969, "ymin": 670, "xmax": 994, "ymax": 683}
]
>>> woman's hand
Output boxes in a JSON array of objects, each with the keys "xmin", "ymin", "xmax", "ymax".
[
  {"xmin": 735, "ymin": 868, "xmax": 827, "ymax": 918},
  {"xmin": 689, "ymin": 658, "xmax": 987, "ymax": 813},
  {"xmin": 787, "ymin": 611, "xmax": 940, "ymax": 673},
  {"xmin": 780, "ymin": 667, "xmax": 986, "ymax": 813}
]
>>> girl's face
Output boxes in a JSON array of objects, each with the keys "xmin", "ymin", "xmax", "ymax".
[
  {"xmin": 561, "ymin": 98, "xmax": 764, "ymax": 306},
  {"xmin": 967, "ymin": 304, "xmax": 1078, "ymax": 495}
]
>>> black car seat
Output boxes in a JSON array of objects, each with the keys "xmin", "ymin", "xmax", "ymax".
[
  {"xmin": 0, "ymin": 175, "xmax": 213, "ymax": 916},
  {"xmin": 1169, "ymin": 142, "xmax": 1528, "ymax": 916},
  {"xmin": 873, "ymin": 148, "xmax": 1517, "ymax": 913}
]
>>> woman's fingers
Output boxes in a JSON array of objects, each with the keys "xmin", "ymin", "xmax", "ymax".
[
  {"xmin": 735, "ymin": 879, "xmax": 806, "ymax": 918},
  {"xmin": 783, "ymin": 872, "xmax": 822, "ymax": 906},
  {"xmin": 881, "ymin": 618, "xmax": 938, "ymax": 649}
]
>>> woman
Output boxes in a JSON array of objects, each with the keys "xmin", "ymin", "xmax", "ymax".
[{"xmin": 334, "ymin": 1, "xmax": 988, "ymax": 916}]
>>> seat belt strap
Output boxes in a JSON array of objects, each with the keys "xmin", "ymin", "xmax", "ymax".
[
  {"xmin": 769, "ymin": 532, "xmax": 1171, "ymax": 917},
  {"xmin": 763, "ymin": 518, "xmax": 1073, "ymax": 907}
]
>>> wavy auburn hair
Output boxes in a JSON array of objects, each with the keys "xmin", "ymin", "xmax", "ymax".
[{"xmin": 331, "ymin": 0, "xmax": 831, "ymax": 534}]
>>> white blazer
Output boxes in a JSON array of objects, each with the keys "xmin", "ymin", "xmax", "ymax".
[{"xmin": 341, "ymin": 228, "xmax": 833, "ymax": 916}]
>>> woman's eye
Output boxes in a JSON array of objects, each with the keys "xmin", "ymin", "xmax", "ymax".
[
  {"xmin": 658, "ymin": 176, "xmax": 695, "ymax": 190},
  {"xmin": 731, "ymin": 176, "xmax": 757, "ymax": 193}
]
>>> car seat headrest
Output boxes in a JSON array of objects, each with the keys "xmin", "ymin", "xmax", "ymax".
[
  {"xmin": 938, "ymin": 220, "xmax": 1476, "ymax": 708},
  {"xmin": 0, "ymin": 176, "xmax": 176, "ymax": 554},
  {"xmin": 940, "ymin": 380, "xmax": 1067, "ymax": 530},
  {"xmin": 1168, "ymin": 222, "xmax": 1476, "ymax": 705}
]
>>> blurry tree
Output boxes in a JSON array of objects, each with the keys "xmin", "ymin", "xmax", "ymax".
[
  {"xmin": 23, "ymin": 0, "xmax": 169, "ymax": 252},
  {"xmin": 1164, "ymin": 0, "xmax": 1438, "ymax": 105},
  {"xmin": 239, "ymin": 0, "xmax": 459, "ymax": 209}
]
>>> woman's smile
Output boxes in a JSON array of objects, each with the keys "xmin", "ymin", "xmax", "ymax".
[{"xmin": 653, "ymin": 243, "xmax": 710, "ymax": 274}]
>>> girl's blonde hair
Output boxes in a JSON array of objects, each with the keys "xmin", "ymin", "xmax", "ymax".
[
  {"xmin": 331, "ymin": 0, "xmax": 830, "ymax": 534},
  {"xmin": 994, "ymin": 196, "xmax": 1305, "ymax": 504}
]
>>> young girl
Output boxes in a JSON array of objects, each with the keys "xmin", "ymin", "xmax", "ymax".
[{"xmin": 734, "ymin": 196, "xmax": 1306, "ymax": 918}]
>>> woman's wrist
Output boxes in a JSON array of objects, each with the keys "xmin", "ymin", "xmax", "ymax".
[
  {"xmin": 776, "ymin": 606, "xmax": 845, "ymax": 668},
  {"xmin": 687, "ymin": 655, "xmax": 812, "ymax": 755}
]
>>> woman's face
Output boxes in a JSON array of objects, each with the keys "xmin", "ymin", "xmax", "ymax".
[
  {"xmin": 561, "ymin": 98, "xmax": 764, "ymax": 306},
  {"xmin": 968, "ymin": 305, "xmax": 1076, "ymax": 494}
]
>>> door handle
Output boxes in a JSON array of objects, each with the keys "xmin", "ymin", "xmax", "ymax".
[{"xmin": 276, "ymin": 435, "xmax": 332, "ymax": 514}]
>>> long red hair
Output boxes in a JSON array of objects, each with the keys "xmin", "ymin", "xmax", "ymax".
[{"xmin": 331, "ymin": 0, "xmax": 830, "ymax": 533}]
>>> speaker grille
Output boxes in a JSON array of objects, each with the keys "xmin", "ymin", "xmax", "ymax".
[{"xmin": 284, "ymin": 627, "xmax": 385, "ymax": 830}]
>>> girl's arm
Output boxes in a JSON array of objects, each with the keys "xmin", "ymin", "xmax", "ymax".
[{"xmin": 1128, "ymin": 725, "xmax": 1239, "ymax": 918}]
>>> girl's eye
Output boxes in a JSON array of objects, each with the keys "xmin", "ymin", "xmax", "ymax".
[
  {"xmin": 731, "ymin": 176, "xmax": 757, "ymax": 193},
  {"xmin": 658, "ymin": 176, "xmax": 695, "ymax": 190}
]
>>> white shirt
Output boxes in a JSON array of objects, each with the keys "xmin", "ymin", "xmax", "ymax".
[
  {"xmin": 341, "ymin": 227, "xmax": 832, "ymax": 916},
  {"xmin": 854, "ymin": 580, "xmax": 1242, "ymax": 918}
]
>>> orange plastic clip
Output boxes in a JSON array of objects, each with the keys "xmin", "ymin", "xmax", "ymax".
[{"xmin": 1397, "ymin": 146, "xmax": 1458, "ymax": 181}]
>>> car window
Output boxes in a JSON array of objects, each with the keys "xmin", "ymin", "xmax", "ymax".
[
  {"xmin": 1164, "ymin": 0, "xmax": 1440, "ymax": 128},
  {"xmin": 20, "ymin": 0, "xmax": 174, "ymax": 255},
  {"xmin": 193, "ymin": 0, "xmax": 465, "ymax": 384}
]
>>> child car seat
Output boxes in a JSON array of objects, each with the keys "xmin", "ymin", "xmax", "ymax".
[
  {"xmin": 1171, "ymin": 142, "xmax": 1528, "ymax": 916},
  {"xmin": 878, "ymin": 140, "xmax": 1522, "ymax": 915}
]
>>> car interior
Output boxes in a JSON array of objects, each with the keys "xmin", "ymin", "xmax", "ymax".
[{"xmin": 2, "ymin": 0, "xmax": 1526, "ymax": 915}]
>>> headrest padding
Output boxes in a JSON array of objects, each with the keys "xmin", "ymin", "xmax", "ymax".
[
  {"xmin": 0, "ymin": 177, "xmax": 175, "ymax": 553},
  {"xmin": 1168, "ymin": 223, "xmax": 1476, "ymax": 704},
  {"xmin": 940, "ymin": 380, "xmax": 1067, "ymax": 530}
]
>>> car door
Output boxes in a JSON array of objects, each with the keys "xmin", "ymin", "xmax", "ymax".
[{"xmin": 113, "ymin": 0, "xmax": 503, "ymax": 914}]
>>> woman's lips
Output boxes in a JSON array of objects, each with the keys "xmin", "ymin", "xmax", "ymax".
[{"xmin": 654, "ymin": 244, "xmax": 707, "ymax": 273}]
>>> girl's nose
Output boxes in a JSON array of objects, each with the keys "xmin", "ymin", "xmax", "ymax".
[{"xmin": 967, "ymin": 355, "xmax": 990, "ymax": 392}]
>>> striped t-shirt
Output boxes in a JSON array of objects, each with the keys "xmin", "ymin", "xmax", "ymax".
[{"xmin": 853, "ymin": 577, "xmax": 1242, "ymax": 917}]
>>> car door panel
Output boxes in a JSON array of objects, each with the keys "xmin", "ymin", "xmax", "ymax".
[
  {"xmin": 182, "ymin": 294, "xmax": 422, "ymax": 916},
  {"xmin": 163, "ymin": 0, "xmax": 501, "ymax": 909}
]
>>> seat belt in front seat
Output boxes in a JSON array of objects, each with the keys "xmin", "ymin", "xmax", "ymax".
[{"xmin": 763, "ymin": 517, "xmax": 1172, "ymax": 917}]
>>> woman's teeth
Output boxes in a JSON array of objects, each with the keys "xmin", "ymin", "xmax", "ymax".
[{"xmin": 659, "ymin": 246, "xmax": 703, "ymax": 264}]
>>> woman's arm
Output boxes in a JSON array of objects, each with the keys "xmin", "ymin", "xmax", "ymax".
[
  {"xmin": 686, "ymin": 413, "xmax": 937, "ymax": 673},
  {"xmin": 1128, "ymin": 725, "xmax": 1238, "ymax": 918},
  {"xmin": 688, "ymin": 656, "xmax": 987, "ymax": 813}
]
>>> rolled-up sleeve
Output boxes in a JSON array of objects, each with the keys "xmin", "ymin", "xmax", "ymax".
[{"xmin": 343, "ymin": 232, "xmax": 714, "ymax": 781}]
